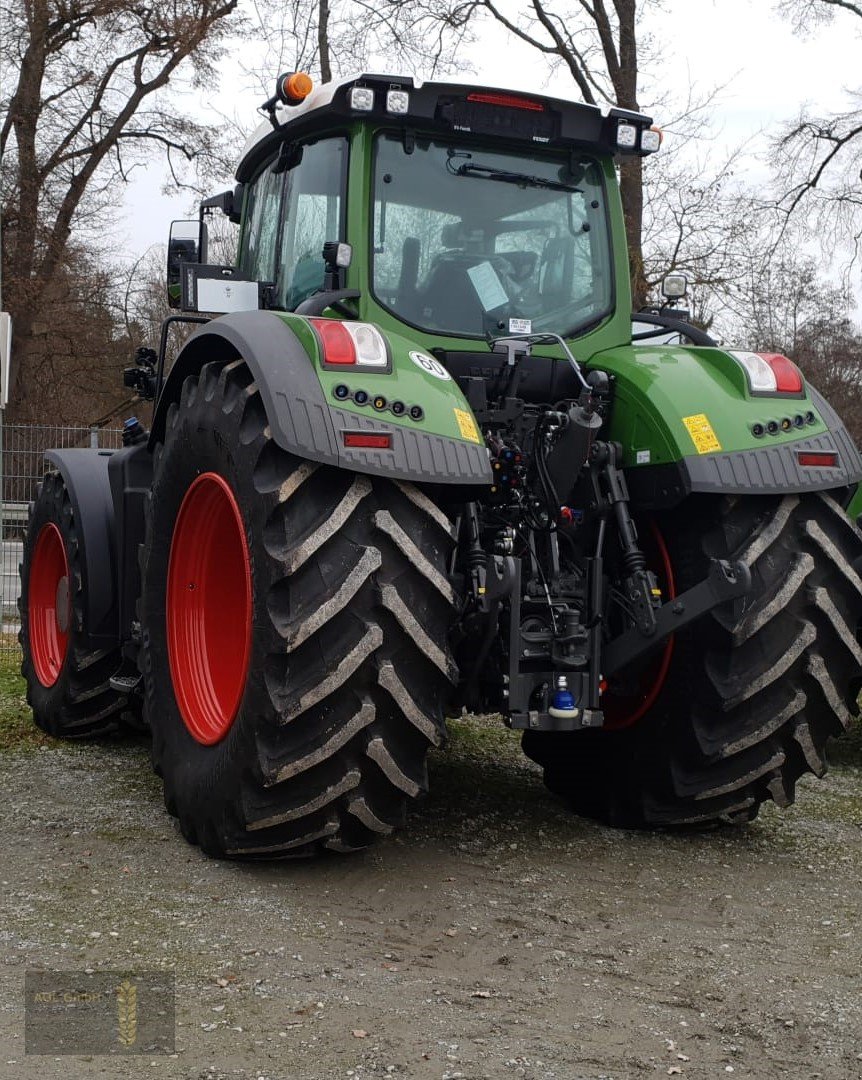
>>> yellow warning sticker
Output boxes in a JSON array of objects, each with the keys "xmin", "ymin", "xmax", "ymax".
[
  {"xmin": 454, "ymin": 407, "xmax": 480, "ymax": 443},
  {"xmin": 682, "ymin": 413, "xmax": 722, "ymax": 454}
]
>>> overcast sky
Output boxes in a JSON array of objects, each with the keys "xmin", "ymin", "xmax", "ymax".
[{"xmin": 121, "ymin": 0, "xmax": 861, "ymax": 288}]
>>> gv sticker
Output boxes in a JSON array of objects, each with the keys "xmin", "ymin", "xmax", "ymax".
[{"xmin": 409, "ymin": 351, "xmax": 451, "ymax": 381}]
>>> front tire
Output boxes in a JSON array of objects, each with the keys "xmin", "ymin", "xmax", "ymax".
[
  {"xmin": 19, "ymin": 471, "xmax": 132, "ymax": 737},
  {"xmin": 140, "ymin": 359, "xmax": 459, "ymax": 857},
  {"xmin": 524, "ymin": 493, "xmax": 862, "ymax": 827}
]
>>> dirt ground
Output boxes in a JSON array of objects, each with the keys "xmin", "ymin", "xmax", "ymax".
[{"xmin": 1, "ymin": 717, "xmax": 861, "ymax": 1080}]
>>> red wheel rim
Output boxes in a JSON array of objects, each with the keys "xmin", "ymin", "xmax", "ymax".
[
  {"xmin": 29, "ymin": 522, "xmax": 71, "ymax": 687},
  {"xmin": 167, "ymin": 472, "xmax": 252, "ymax": 745},
  {"xmin": 602, "ymin": 520, "xmax": 676, "ymax": 730}
]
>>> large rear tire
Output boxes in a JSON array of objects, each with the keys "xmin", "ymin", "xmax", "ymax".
[
  {"xmin": 140, "ymin": 359, "xmax": 458, "ymax": 858},
  {"xmin": 523, "ymin": 493, "xmax": 862, "ymax": 826},
  {"xmin": 19, "ymin": 471, "xmax": 133, "ymax": 737}
]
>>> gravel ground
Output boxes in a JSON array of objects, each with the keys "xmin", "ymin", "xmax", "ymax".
[{"xmin": 1, "ymin": 718, "xmax": 861, "ymax": 1080}]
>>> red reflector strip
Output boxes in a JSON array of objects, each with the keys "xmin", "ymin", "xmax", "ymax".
[
  {"xmin": 797, "ymin": 451, "xmax": 839, "ymax": 468},
  {"xmin": 310, "ymin": 318, "xmax": 355, "ymax": 365},
  {"xmin": 466, "ymin": 92, "xmax": 544, "ymax": 112},
  {"xmin": 343, "ymin": 432, "xmax": 392, "ymax": 449}
]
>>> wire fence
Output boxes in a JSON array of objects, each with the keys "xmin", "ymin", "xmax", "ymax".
[{"xmin": 1, "ymin": 423, "xmax": 124, "ymax": 658}]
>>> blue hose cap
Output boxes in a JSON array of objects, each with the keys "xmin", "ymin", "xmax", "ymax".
[
  {"xmin": 552, "ymin": 686, "xmax": 576, "ymax": 711},
  {"xmin": 549, "ymin": 675, "xmax": 579, "ymax": 719}
]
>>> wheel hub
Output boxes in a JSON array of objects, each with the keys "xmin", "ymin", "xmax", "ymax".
[
  {"xmin": 166, "ymin": 472, "xmax": 252, "ymax": 745},
  {"xmin": 29, "ymin": 522, "xmax": 70, "ymax": 687}
]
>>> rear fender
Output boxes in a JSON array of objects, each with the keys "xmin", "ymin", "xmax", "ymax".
[
  {"xmin": 43, "ymin": 449, "xmax": 118, "ymax": 647},
  {"xmin": 593, "ymin": 344, "xmax": 862, "ymax": 506},
  {"xmin": 151, "ymin": 311, "xmax": 492, "ymax": 486}
]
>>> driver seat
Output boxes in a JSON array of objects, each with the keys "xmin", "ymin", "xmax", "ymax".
[
  {"xmin": 539, "ymin": 237, "xmax": 574, "ymax": 309},
  {"xmin": 420, "ymin": 254, "xmax": 487, "ymax": 333}
]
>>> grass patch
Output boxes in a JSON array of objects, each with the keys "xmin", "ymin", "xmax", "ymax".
[
  {"xmin": 444, "ymin": 711, "xmax": 524, "ymax": 765},
  {"xmin": 829, "ymin": 715, "xmax": 862, "ymax": 765},
  {"xmin": 0, "ymin": 644, "xmax": 55, "ymax": 751},
  {"xmin": 427, "ymin": 711, "xmax": 554, "ymax": 818},
  {"xmin": 827, "ymin": 689, "xmax": 862, "ymax": 765}
]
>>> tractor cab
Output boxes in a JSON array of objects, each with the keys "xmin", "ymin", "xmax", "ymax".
[{"xmin": 175, "ymin": 72, "xmax": 661, "ymax": 392}]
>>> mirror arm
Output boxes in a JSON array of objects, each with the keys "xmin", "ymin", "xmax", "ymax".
[
  {"xmin": 155, "ymin": 314, "xmax": 210, "ymax": 401},
  {"xmin": 198, "ymin": 186, "xmax": 244, "ymax": 224},
  {"xmin": 196, "ymin": 209, "xmax": 209, "ymax": 265}
]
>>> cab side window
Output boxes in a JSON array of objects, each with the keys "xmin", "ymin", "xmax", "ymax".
[
  {"xmin": 279, "ymin": 139, "xmax": 347, "ymax": 309},
  {"xmin": 239, "ymin": 137, "xmax": 348, "ymax": 310},
  {"xmin": 240, "ymin": 167, "xmax": 282, "ymax": 283}
]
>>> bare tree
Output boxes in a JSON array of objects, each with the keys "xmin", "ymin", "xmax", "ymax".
[
  {"xmin": 17, "ymin": 243, "xmax": 134, "ymax": 423},
  {"xmin": 1, "ymin": 0, "xmax": 239, "ymax": 418},
  {"xmin": 774, "ymin": 0, "xmax": 862, "ymax": 267},
  {"xmin": 640, "ymin": 99, "xmax": 761, "ymax": 310},
  {"xmin": 792, "ymin": 314, "xmax": 862, "ymax": 445},
  {"xmin": 115, "ymin": 246, "xmax": 171, "ymax": 350},
  {"xmin": 720, "ymin": 247, "xmax": 846, "ymax": 349},
  {"xmin": 238, "ymin": 0, "xmax": 473, "ymax": 104}
]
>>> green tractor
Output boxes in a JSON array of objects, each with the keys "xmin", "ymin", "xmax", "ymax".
[{"xmin": 19, "ymin": 72, "xmax": 862, "ymax": 857}]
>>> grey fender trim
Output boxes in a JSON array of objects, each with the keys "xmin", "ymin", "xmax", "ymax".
[
  {"xmin": 151, "ymin": 312, "xmax": 492, "ymax": 485},
  {"xmin": 151, "ymin": 311, "xmax": 340, "ymax": 462},
  {"xmin": 44, "ymin": 449, "xmax": 118, "ymax": 646},
  {"xmin": 683, "ymin": 385, "xmax": 862, "ymax": 496},
  {"xmin": 629, "ymin": 387, "xmax": 862, "ymax": 508},
  {"xmin": 807, "ymin": 384, "xmax": 862, "ymax": 480},
  {"xmin": 682, "ymin": 431, "xmax": 862, "ymax": 495}
]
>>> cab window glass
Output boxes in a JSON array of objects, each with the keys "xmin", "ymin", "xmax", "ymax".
[
  {"xmin": 240, "ymin": 167, "xmax": 282, "ymax": 282},
  {"xmin": 372, "ymin": 135, "xmax": 612, "ymax": 338},
  {"xmin": 239, "ymin": 137, "xmax": 348, "ymax": 309},
  {"xmin": 279, "ymin": 139, "xmax": 347, "ymax": 308}
]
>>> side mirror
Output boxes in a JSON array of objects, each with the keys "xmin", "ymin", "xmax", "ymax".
[{"xmin": 167, "ymin": 220, "xmax": 208, "ymax": 308}]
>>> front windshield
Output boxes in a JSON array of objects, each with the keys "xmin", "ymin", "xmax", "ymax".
[{"xmin": 372, "ymin": 134, "xmax": 613, "ymax": 339}]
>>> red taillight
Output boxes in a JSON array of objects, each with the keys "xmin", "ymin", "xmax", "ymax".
[
  {"xmin": 310, "ymin": 318, "xmax": 355, "ymax": 365},
  {"xmin": 343, "ymin": 432, "xmax": 392, "ymax": 449},
  {"xmin": 757, "ymin": 353, "xmax": 803, "ymax": 394},
  {"xmin": 466, "ymin": 92, "xmax": 544, "ymax": 112},
  {"xmin": 797, "ymin": 451, "xmax": 839, "ymax": 468}
]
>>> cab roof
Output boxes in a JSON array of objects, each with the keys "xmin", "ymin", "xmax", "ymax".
[{"xmin": 236, "ymin": 72, "xmax": 655, "ymax": 182}]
